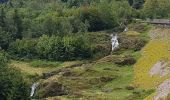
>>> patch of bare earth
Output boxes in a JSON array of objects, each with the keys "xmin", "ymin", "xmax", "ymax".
[
  {"xmin": 150, "ymin": 61, "xmax": 170, "ymax": 77},
  {"xmin": 154, "ymin": 79, "xmax": 170, "ymax": 100},
  {"xmin": 149, "ymin": 28, "xmax": 170, "ymax": 100},
  {"xmin": 150, "ymin": 28, "xmax": 170, "ymax": 40}
]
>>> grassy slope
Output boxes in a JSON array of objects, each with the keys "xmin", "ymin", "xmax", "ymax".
[
  {"xmin": 65, "ymin": 62, "xmax": 134, "ymax": 100},
  {"xmin": 43, "ymin": 27, "xmax": 153, "ymax": 100},
  {"xmin": 9, "ymin": 26, "xmax": 153, "ymax": 100},
  {"xmin": 133, "ymin": 28, "xmax": 170, "ymax": 99},
  {"xmin": 10, "ymin": 59, "xmax": 137, "ymax": 100},
  {"xmin": 10, "ymin": 60, "xmax": 83, "ymax": 75}
]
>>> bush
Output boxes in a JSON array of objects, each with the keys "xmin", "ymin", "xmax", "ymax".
[
  {"xmin": 0, "ymin": 51, "xmax": 30, "ymax": 100},
  {"xmin": 8, "ymin": 39, "xmax": 37, "ymax": 59},
  {"xmin": 30, "ymin": 60, "xmax": 61, "ymax": 67},
  {"xmin": 9, "ymin": 35, "xmax": 92, "ymax": 61},
  {"xmin": 79, "ymin": 6, "xmax": 114, "ymax": 31},
  {"xmin": 85, "ymin": 32, "xmax": 111, "ymax": 59},
  {"xmin": 36, "ymin": 35, "xmax": 92, "ymax": 61},
  {"xmin": 119, "ymin": 36, "xmax": 146, "ymax": 51},
  {"xmin": 36, "ymin": 35, "xmax": 63, "ymax": 60},
  {"xmin": 0, "ymin": 50, "xmax": 9, "ymax": 67},
  {"xmin": 91, "ymin": 44, "xmax": 111, "ymax": 59},
  {"xmin": 0, "ymin": 67, "xmax": 30, "ymax": 100}
]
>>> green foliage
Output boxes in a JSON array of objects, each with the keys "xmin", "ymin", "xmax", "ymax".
[
  {"xmin": 143, "ymin": 0, "xmax": 170, "ymax": 18},
  {"xmin": 9, "ymin": 39, "xmax": 37, "ymax": 59},
  {"xmin": 110, "ymin": 0, "xmax": 132, "ymax": 26},
  {"xmin": 132, "ymin": 0, "xmax": 145, "ymax": 9},
  {"xmin": 0, "ymin": 8, "xmax": 5, "ymax": 28},
  {"xmin": 36, "ymin": 35, "xmax": 63, "ymax": 60},
  {"xmin": 9, "ymin": 35, "xmax": 92, "ymax": 61},
  {"xmin": 36, "ymin": 35, "xmax": 92, "ymax": 60},
  {"xmin": 78, "ymin": 0, "xmax": 132, "ymax": 31},
  {"xmin": 13, "ymin": 9, "xmax": 23, "ymax": 39},
  {"xmin": 0, "ymin": 28, "xmax": 12, "ymax": 50},
  {"xmin": 0, "ymin": 50, "xmax": 9, "ymax": 67},
  {"xmin": 29, "ymin": 60, "xmax": 61, "ymax": 68},
  {"xmin": 0, "ymin": 51, "xmax": 30, "ymax": 100},
  {"xmin": 0, "ymin": 67, "xmax": 30, "ymax": 100}
]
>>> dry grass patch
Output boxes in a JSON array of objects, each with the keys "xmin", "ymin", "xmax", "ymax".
[{"xmin": 134, "ymin": 39, "xmax": 170, "ymax": 89}]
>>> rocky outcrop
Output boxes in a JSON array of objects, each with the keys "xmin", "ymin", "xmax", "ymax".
[
  {"xmin": 38, "ymin": 81, "xmax": 69, "ymax": 98},
  {"xmin": 154, "ymin": 79, "xmax": 170, "ymax": 100},
  {"xmin": 97, "ymin": 55, "xmax": 136, "ymax": 65},
  {"xmin": 150, "ymin": 61, "xmax": 170, "ymax": 77}
]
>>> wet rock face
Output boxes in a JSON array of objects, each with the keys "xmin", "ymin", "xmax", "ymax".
[{"xmin": 154, "ymin": 79, "xmax": 170, "ymax": 100}]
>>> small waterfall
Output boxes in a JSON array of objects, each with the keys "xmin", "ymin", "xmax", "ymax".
[
  {"xmin": 111, "ymin": 34, "xmax": 119, "ymax": 51},
  {"xmin": 30, "ymin": 82, "xmax": 39, "ymax": 97},
  {"xmin": 124, "ymin": 27, "xmax": 128, "ymax": 32}
]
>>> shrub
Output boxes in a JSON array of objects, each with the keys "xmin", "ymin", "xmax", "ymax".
[
  {"xmin": 0, "ymin": 51, "xmax": 30, "ymax": 100},
  {"xmin": 119, "ymin": 36, "xmax": 146, "ymax": 51},
  {"xmin": 79, "ymin": 6, "xmax": 114, "ymax": 31},
  {"xmin": 36, "ymin": 35, "xmax": 92, "ymax": 61},
  {"xmin": 0, "ymin": 67, "xmax": 30, "ymax": 100},
  {"xmin": 8, "ymin": 39, "xmax": 37, "ymax": 59},
  {"xmin": 85, "ymin": 32, "xmax": 111, "ymax": 59},
  {"xmin": 0, "ymin": 50, "xmax": 9, "ymax": 67},
  {"xmin": 36, "ymin": 35, "xmax": 63, "ymax": 60}
]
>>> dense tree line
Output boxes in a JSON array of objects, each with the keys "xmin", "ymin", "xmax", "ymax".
[
  {"xmin": 0, "ymin": 0, "xmax": 133, "ymax": 60},
  {"xmin": 0, "ymin": 0, "xmax": 170, "ymax": 61},
  {"xmin": 9, "ymin": 35, "xmax": 91, "ymax": 60}
]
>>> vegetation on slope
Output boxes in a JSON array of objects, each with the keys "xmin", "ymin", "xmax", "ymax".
[
  {"xmin": 1, "ymin": 0, "xmax": 170, "ymax": 99},
  {"xmin": 133, "ymin": 28, "xmax": 170, "ymax": 99},
  {"xmin": 0, "ymin": 51, "xmax": 30, "ymax": 100}
]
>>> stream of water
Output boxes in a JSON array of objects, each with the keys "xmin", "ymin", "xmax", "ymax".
[{"xmin": 30, "ymin": 82, "xmax": 39, "ymax": 97}]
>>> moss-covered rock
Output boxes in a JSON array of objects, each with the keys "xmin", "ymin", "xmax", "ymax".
[
  {"xmin": 36, "ymin": 81, "xmax": 69, "ymax": 98},
  {"xmin": 119, "ymin": 35, "xmax": 146, "ymax": 51}
]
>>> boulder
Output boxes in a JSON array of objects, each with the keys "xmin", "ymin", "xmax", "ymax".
[
  {"xmin": 101, "ymin": 88, "xmax": 113, "ymax": 93},
  {"xmin": 115, "ymin": 56, "xmax": 136, "ymax": 65},
  {"xmin": 39, "ymin": 81, "xmax": 69, "ymax": 98},
  {"xmin": 100, "ymin": 76, "xmax": 115, "ymax": 82},
  {"xmin": 119, "ymin": 36, "xmax": 146, "ymax": 51}
]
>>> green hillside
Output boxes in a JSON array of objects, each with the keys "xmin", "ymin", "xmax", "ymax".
[{"xmin": 1, "ymin": 0, "xmax": 170, "ymax": 100}]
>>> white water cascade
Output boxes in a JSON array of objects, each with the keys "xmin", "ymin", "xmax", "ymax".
[
  {"xmin": 124, "ymin": 27, "xmax": 128, "ymax": 32},
  {"xmin": 111, "ymin": 34, "xmax": 119, "ymax": 51},
  {"xmin": 30, "ymin": 82, "xmax": 39, "ymax": 97}
]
